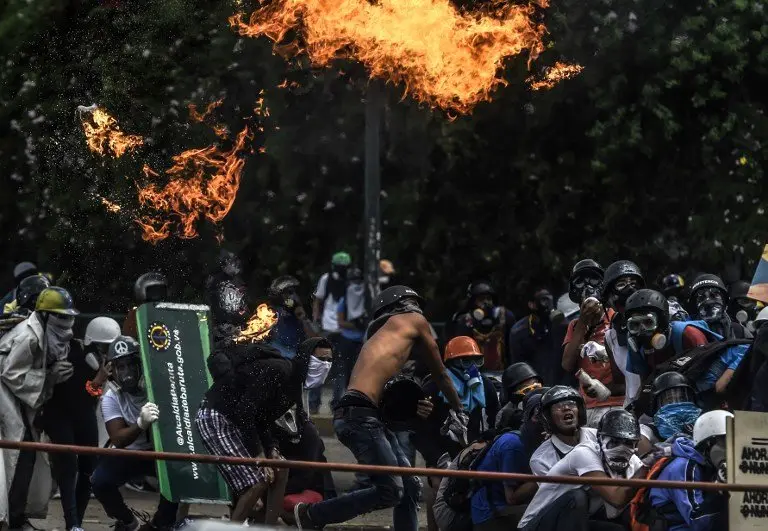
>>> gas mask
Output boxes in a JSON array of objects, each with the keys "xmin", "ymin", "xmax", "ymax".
[
  {"xmin": 707, "ymin": 438, "xmax": 727, "ymax": 483},
  {"xmin": 534, "ymin": 292, "xmax": 554, "ymax": 318},
  {"xmin": 472, "ymin": 304, "xmax": 500, "ymax": 324},
  {"xmin": 305, "ymin": 355, "xmax": 332, "ymax": 389},
  {"xmin": 600, "ymin": 435, "xmax": 638, "ymax": 476},
  {"xmin": 113, "ymin": 356, "xmax": 144, "ymax": 395},
  {"xmin": 331, "ymin": 264, "xmax": 348, "ymax": 281},
  {"xmin": 571, "ymin": 274, "xmax": 603, "ymax": 304},
  {"xmin": 626, "ymin": 312, "xmax": 667, "ymax": 352},
  {"xmin": 731, "ymin": 297, "xmax": 759, "ymax": 325},
  {"xmin": 608, "ymin": 277, "xmax": 639, "ymax": 309},
  {"xmin": 274, "ymin": 405, "xmax": 301, "ymax": 444},
  {"xmin": 695, "ymin": 288, "xmax": 725, "ymax": 322},
  {"xmin": 448, "ymin": 358, "xmax": 484, "ymax": 389}
]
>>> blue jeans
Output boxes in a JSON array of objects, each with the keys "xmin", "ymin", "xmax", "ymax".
[{"xmin": 308, "ymin": 415, "xmax": 420, "ymax": 531}]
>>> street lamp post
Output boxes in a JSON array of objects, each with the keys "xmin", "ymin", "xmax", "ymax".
[{"xmin": 363, "ymin": 81, "xmax": 383, "ymax": 312}]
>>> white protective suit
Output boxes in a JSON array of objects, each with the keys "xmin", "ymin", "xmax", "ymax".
[{"xmin": 0, "ymin": 312, "xmax": 54, "ymax": 524}]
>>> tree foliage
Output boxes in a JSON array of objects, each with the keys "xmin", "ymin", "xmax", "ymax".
[{"xmin": 1, "ymin": 0, "xmax": 766, "ymax": 317}]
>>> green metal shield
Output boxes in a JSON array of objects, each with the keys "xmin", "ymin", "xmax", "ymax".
[{"xmin": 136, "ymin": 302, "xmax": 230, "ymax": 503}]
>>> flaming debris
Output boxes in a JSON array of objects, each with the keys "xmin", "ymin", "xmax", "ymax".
[
  {"xmin": 230, "ymin": 0, "xmax": 549, "ymax": 114},
  {"xmin": 136, "ymin": 125, "xmax": 253, "ymax": 243},
  {"xmin": 235, "ymin": 303, "xmax": 279, "ymax": 343},
  {"xmin": 189, "ymin": 99, "xmax": 224, "ymax": 123},
  {"xmin": 527, "ymin": 62, "xmax": 584, "ymax": 91},
  {"xmin": 78, "ymin": 104, "xmax": 144, "ymax": 157},
  {"xmin": 100, "ymin": 197, "xmax": 122, "ymax": 213}
]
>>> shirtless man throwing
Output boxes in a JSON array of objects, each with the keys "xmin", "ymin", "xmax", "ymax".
[{"xmin": 294, "ymin": 286, "xmax": 463, "ymax": 531}]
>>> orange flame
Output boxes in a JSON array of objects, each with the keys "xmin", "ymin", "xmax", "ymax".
[
  {"xmin": 527, "ymin": 62, "xmax": 584, "ymax": 91},
  {"xmin": 230, "ymin": 0, "xmax": 548, "ymax": 114},
  {"xmin": 79, "ymin": 105, "xmax": 143, "ymax": 157},
  {"xmin": 135, "ymin": 126, "xmax": 252, "ymax": 243},
  {"xmin": 235, "ymin": 303, "xmax": 279, "ymax": 343},
  {"xmin": 189, "ymin": 99, "xmax": 223, "ymax": 123}
]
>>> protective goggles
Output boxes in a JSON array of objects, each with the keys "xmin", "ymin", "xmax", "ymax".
[
  {"xmin": 455, "ymin": 356, "xmax": 484, "ymax": 369},
  {"xmin": 551, "ymin": 400, "xmax": 579, "ymax": 413},
  {"xmin": 626, "ymin": 313, "xmax": 658, "ymax": 334},
  {"xmin": 572, "ymin": 276, "xmax": 602, "ymax": 289},
  {"xmin": 602, "ymin": 436, "xmax": 639, "ymax": 450},
  {"xmin": 614, "ymin": 278, "xmax": 639, "ymax": 291},
  {"xmin": 515, "ymin": 381, "xmax": 542, "ymax": 396}
]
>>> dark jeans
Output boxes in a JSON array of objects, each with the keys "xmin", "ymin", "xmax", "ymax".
[
  {"xmin": 308, "ymin": 415, "xmax": 420, "ymax": 531},
  {"xmin": 520, "ymin": 489, "xmax": 625, "ymax": 531},
  {"xmin": 331, "ymin": 336, "xmax": 363, "ymax": 409},
  {"xmin": 43, "ymin": 405, "xmax": 98, "ymax": 529},
  {"xmin": 92, "ymin": 454, "xmax": 178, "ymax": 527},
  {"xmin": 8, "ymin": 418, "xmax": 36, "ymax": 529}
]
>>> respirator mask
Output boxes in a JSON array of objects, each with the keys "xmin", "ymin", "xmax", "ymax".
[{"xmin": 626, "ymin": 312, "xmax": 667, "ymax": 352}]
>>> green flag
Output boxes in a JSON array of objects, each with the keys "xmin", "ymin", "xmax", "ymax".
[{"xmin": 136, "ymin": 302, "xmax": 230, "ymax": 503}]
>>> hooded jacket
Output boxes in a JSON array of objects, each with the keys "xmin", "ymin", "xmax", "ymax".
[
  {"xmin": 648, "ymin": 437, "xmax": 725, "ymax": 531},
  {"xmin": 204, "ymin": 337, "xmax": 322, "ymax": 453}
]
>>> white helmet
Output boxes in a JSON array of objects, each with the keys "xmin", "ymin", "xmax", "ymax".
[
  {"xmin": 84, "ymin": 317, "xmax": 121, "ymax": 346},
  {"xmin": 693, "ymin": 410, "xmax": 734, "ymax": 448},
  {"xmin": 754, "ymin": 306, "xmax": 768, "ymax": 328}
]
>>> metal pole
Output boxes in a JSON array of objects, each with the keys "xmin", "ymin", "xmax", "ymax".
[
  {"xmin": 363, "ymin": 81, "xmax": 383, "ymax": 312},
  {"xmin": 0, "ymin": 439, "xmax": 761, "ymax": 492}
]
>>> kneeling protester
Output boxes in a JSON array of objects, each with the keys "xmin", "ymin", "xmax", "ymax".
[{"xmin": 518, "ymin": 409, "xmax": 646, "ymax": 531}]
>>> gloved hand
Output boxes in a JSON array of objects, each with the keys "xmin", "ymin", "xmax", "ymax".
[
  {"xmin": 49, "ymin": 361, "xmax": 74, "ymax": 384},
  {"xmin": 137, "ymin": 402, "xmax": 160, "ymax": 430},
  {"xmin": 441, "ymin": 410, "xmax": 469, "ymax": 446}
]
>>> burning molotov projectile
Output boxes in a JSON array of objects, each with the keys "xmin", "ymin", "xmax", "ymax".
[{"xmin": 78, "ymin": 104, "xmax": 144, "ymax": 158}]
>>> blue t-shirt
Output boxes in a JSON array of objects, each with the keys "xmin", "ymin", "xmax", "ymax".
[
  {"xmin": 470, "ymin": 432, "xmax": 529, "ymax": 524},
  {"xmin": 697, "ymin": 343, "xmax": 749, "ymax": 391},
  {"xmin": 269, "ymin": 309, "xmax": 306, "ymax": 359},
  {"xmin": 337, "ymin": 297, "xmax": 364, "ymax": 342}
]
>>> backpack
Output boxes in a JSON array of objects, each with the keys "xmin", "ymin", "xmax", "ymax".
[
  {"xmin": 629, "ymin": 456, "xmax": 672, "ymax": 531},
  {"xmin": 442, "ymin": 430, "xmax": 519, "ymax": 512},
  {"xmin": 657, "ymin": 337, "xmax": 752, "ymax": 384}
]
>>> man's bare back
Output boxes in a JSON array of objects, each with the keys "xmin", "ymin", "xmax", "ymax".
[{"xmin": 348, "ymin": 312, "xmax": 463, "ymax": 411}]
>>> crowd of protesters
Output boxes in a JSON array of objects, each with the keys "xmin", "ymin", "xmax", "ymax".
[{"xmin": 0, "ymin": 253, "xmax": 766, "ymax": 531}]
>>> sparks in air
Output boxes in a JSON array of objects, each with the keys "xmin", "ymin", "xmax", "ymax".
[
  {"xmin": 235, "ymin": 303, "xmax": 279, "ymax": 343},
  {"xmin": 230, "ymin": 0, "xmax": 549, "ymax": 114},
  {"xmin": 100, "ymin": 197, "xmax": 122, "ymax": 213},
  {"xmin": 527, "ymin": 62, "xmax": 584, "ymax": 91},
  {"xmin": 78, "ymin": 104, "xmax": 144, "ymax": 157}
]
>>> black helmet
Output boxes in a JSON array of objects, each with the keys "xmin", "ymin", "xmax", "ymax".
[
  {"xmin": 652, "ymin": 372, "xmax": 695, "ymax": 412},
  {"xmin": 729, "ymin": 280, "xmax": 751, "ymax": 300},
  {"xmin": 347, "ymin": 267, "xmax": 364, "ymax": 282},
  {"xmin": 569, "ymin": 259, "xmax": 604, "ymax": 303},
  {"xmin": 467, "ymin": 281, "xmax": 495, "ymax": 298},
  {"xmin": 604, "ymin": 260, "xmax": 645, "ymax": 294},
  {"xmin": 660, "ymin": 274, "xmax": 685, "ymax": 297},
  {"xmin": 16, "ymin": 274, "xmax": 51, "ymax": 310},
  {"xmin": 134, "ymin": 272, "xmax": 168, "ymax": 303},
  {"xmin": 107, "ymin": 335, "xmax": 141, "ymax": 363},
  {"xmin": 625, "ymin": 289, "xmax": 669, "ymax": 332},
  {"xmin": 502, "ymin": 362, "xmax": 540, "ymax": 394},
  {"xmin": 13, "ymin": 261, "xmax": 38, "ymax": 282},
  {"xmin": 689, "ymin": 273, "xmax": 728, "ymax": 303},
  {"xmin": 541, "ymin": 385, "xmax": 587, "ymax": 431},
  {"xmin": 372, "ymin": 285, "xmax": 423, "ymax": 319},
  {"xmin": 269, "ymin": 275, "xmax": 300, "ymax": 295},
  {"xmin": 598, "ymin": 409, "xmax": 640, "ymax": 441}
]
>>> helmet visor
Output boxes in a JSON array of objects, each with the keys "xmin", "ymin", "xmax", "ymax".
[{"xmin": 657, "ymin": 387, "xmax": 695, "ymax": 408}]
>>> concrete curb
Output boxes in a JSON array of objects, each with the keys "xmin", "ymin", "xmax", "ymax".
[{"xmin": 311, "ymin": 414, "xmax": 335, "ymax": 437}]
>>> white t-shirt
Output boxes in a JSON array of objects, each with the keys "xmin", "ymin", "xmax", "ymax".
[
  {"xmin": 518, "ymin": 441, "xmax": 642, "ymax": 528},
  {"xmin": 605, "ymin": 327, "xmax": 642, "ymax": 407},
  {"xmin": 314, "ymin": 273, "xmax": 340, "ymax": 333},
  {"xmin": 530, "ymin": 428, "xmax": 598, "ymax": 476},
  {"xmin": 101, "ymin": 388, "xmax": 152, "ymax": 450}
]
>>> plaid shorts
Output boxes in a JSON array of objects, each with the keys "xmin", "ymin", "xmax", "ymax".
[{"xmin": 195, "ymin": 405, "xmax": 268, "ymax": 495}]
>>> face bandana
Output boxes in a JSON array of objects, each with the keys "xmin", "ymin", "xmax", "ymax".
[
  {"xmin": 305, "ymin": 355, "xmax": 332, "ymax": 389},
  {"xmin": 44, "ymin": 313, "xmax": 75, "ymax": 364},
  {"xmin": 654, "ymin": 402, "xmax": 701, "ymax": 440},
  {"xmin": 600, "ymin": 435, "xmax": 637, "ymax": 477}
]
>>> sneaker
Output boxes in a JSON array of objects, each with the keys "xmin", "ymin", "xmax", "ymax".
[
  {"xmin": 111, "ymin": 516, "xmax": 139, "ymax": 531},
  {"xmin": 124, "ymin": 480, "xmax": 146, "ymax": 492},
  {"xmin": 293, "ymin": 503, "xmax": 320, "ymax": 531},
  {"xmin": 70, "ymin": 527, "xmax": 85, "ymax": 531}
]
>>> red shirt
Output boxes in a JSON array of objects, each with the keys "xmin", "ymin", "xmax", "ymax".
[{"xmin": 564, "ymin": 309, "xmax": 625, "ymax": 409}]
